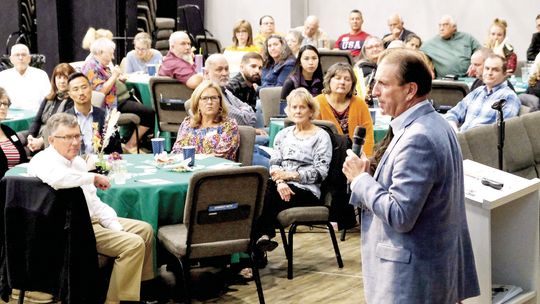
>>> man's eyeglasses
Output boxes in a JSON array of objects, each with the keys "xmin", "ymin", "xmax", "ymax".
[
  {"xmin": 54, "ymin": 134, "xmax": 82, "ymax": 143},
  {"xmin": 0, "ymin": 101, "xmax": 11, "ymax": 108},
  {"xmin": 200, "ymin": 95, "xmax": 221, "ymax": 103}
]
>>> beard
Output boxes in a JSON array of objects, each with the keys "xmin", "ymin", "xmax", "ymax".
[
  {"xmin": 181, "ymin": 53, "xmax": 194, "ymax": 65},
  {"xmin": 245, "ymin": 73, "xmax": 261, "ymax": 85}
]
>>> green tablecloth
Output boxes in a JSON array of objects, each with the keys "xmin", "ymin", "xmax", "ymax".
[
  {"xmin": 126, "ymin": 74, "xmax": 153, "ymax": 108},
  {"xmin": 7, "ymin": 154, "xmax": 237, "ymax": 232},
  {"xmin": 3, "ymin": 108, "xmax": 35, "ymax": 132},
  {"xmin": 97, "ymin": 154, "xmax": 237, "ymax": 231},
  {"xmin": 269, "ymin": 118, "xmax": 389, "ymax": 147}
]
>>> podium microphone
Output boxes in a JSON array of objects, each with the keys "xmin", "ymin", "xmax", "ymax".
[{"xmin": 352, "ymin": 126, "xmax": 366, "ymax": 156}]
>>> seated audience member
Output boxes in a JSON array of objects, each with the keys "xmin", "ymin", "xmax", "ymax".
[
  {"xmin": 285, "ymin": 30, "xmax": 303, "ymax": 58},
  {"xmin": 254, "ymin": 15, "xmax": 281, "ymax": 50},
  {"xmin": 356, "ymin": 36, "xmax": 384, "ymax": 81},
  {"xmin": 261, "ymin": 34, "xmax": 296, "ymax": 88},
  {"xmin": 467, "ymin": 48, "xmax": 515, "ymax": 92},
  {"xmin": 227, "ymin": 52, "xmax": 263, "ymax": 110},
  {"xmin": 82, "ymin": 38, "xmax": 155, "ymax": 154},
  {"xmin": 382, "ymin": 14, "xmax": 415, "ymax": 48},
  {"xmin": 254, "ymin": 88, "xmax": 332, "ymax": 259},
  {"xmin": 314, "ymin": 62, "xmax": 374, "ymax": 156},
  {"xmin": 526, "ymin": 61, "xmax": 540, "ymax": 100},
  {"xmin": 223, "ymin": 19, "xmax": 260, "ymax": 74},
  {"xmin": 0, "ymin": 44, "xmax": 51, "ymax": 111},
  {"xmin": 404, "ymin": 33, "xmax": 422, "ymax": 50},
  {"xmin": 124, "ymin": 32, "xmax": 162, "ymax": 74},
  {"xmin": 334, "ymin": 10, "xmax": 371, "ymax": 60},
  {"xmin": 281, "ymin": 45, "xmax": 324, "ymax": 100},
  {"xmin": 0, "ymin": 87, "xmax": 27, "ymax": 178},
  {"xmin": 421, "ymin": 15, "xmax": 481, "ymax": 77},
  {"xmin": 294, "ymin": 15, "xmax": 329, "ymax": 49},
  {"xmin": 27, "ymin": 113, "xmax": 154, "ymax": 303},
  {"xmin": 158, "ymin": 31, "xmax": 204, "ymax": 89},
  {"xmin": 485, "ymin": 18, "xmax": 517, "ymax": 75},
  {"xmin": 445, "ymin": 54, "xmax": 520, "ymax": 132},
  {"xmin": 27, "ymin": 63, "xmax": 76, "ymax": 153},
  {"xmin": 82, "ymin": 27, "xmax": 113, "ymax": 56},
  {"xmin": 65, "ymin": 73, "xmax": 122, "ymax": 155},
  {"xmin": 172, "ymin": 80, "xmax": 239, "ymax": 160},
  {"xmin": 204, "ymin": 54, "xmax": 258, "ymax": 128},
  {"xmin": 526, "ymin": 14, "xmax": 540, "ymax": 61}
]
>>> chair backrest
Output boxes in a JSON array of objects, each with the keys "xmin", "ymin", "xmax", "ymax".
[
  {"xmin": 284, "ymin": 118, "xmax": 339, "ymax": 135},
  {"xmin": 91, "ymin": 91, "xmax": 106, "ymax": 108},
  {"xmin": 259, "ymin": 86, "xmax": 282, "ymax": 127},
  {"xmin": 237, "ymin": 125, "xmax": 256, "ymax": 166},
  {"xmin": 428, "ymin": 80, "xmax": 470, "ymax": 109},
  {"xmin": 196, "ymin": 35, "xmax": 222, "ymax": 55},
  {"xmin": 318, "ymin": 49, "xmax": 353, "ymax": 75},
  {"xmin": 182, "ymin": 166, "xmax": 268, "ymax": 259},
  {"xmin": 149, "ymin": 76, "xmax": 194, "ymax": 133}
]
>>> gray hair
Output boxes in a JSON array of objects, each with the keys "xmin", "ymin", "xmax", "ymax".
[
  {"xmin": 90, "ymin": 38, "xmax": 116, "ymax": 55},
  {"xmin": 47, "ymin": 113, "xmax": 79, "ymax": 135},
  {"xmin": 169, "ymin": 31, "xmax": 190, "ymax": 46}
]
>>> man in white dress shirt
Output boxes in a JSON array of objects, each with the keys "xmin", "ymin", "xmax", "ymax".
[
  {"xmin": 28, "ymin": 113, "xmax": 154, "ymax": 304},
  {"xmin": 0, "ymin": 44, "xmax": 50, "ymax": 111}
]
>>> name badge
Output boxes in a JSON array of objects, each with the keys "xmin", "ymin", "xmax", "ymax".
[{"xmin": 10, "ymin": 135, "xmax": 19, "ymax": 142}]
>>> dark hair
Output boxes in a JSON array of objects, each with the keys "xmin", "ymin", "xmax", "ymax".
[
  {"xmin": 46, "ymin": 63, "xmax": 76, "ymax": 101},
  {"xmin": 67, "ymin": 72, "xmax": 90, "ymax": 84},
  {"xmin": 404, "ymin": 33, "xmax": 422, "ymax": 47},
  {"xmin": 291, "ymin": 45, "xmax": 323, "ymax": 81},
  {"xmin": 322, "ymin": 62, "xmax": 357, "ymax": 99},
  {"xmin": 536, "ymin": 14, "xmax": 540, "ymax": 20},
  {"xmin": 259, "ymin": 15, "xmax": 273, "ymax": 25},
  {"xmin": 485, "ymin": 54, "xmax": 508, "ymax": 74},
  {"xmin": 241, "ymin": 52, "xmax": 263, "ymax": 65},
  {"xmin": 350, "ymin": 9, "xmax": 363, "ymax": 17},
  {"xmin": 378, "ymin": 48, "xmax": 432, "ymax": 97},
  {"xmin": 262, "ymin": 34, "xmax": 293, "ymax": 69}
]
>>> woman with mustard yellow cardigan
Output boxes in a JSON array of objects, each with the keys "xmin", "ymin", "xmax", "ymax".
[{"xmin": 314, "ymin": 62, "xmax": 374, "ymax": 156}]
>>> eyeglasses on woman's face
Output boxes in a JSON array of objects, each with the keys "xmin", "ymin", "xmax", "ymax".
[{"xmin": 200, "ymin": 95, "xmax": 221, "ymax": 103}]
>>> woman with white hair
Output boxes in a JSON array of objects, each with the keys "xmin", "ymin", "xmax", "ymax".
[{"xmin": 81, "ymin": 38, "xmax": 155, "ymax": 154}]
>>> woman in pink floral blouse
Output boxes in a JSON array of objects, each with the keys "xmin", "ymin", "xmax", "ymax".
[{"xmin": 172, "ymin": 80, "xmax": 240, "ymax": 161}]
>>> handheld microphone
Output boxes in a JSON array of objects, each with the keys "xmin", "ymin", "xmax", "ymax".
[
  {"xmin": 491, "ymin": 99, "xmax": 506, "ymax": 111},
  {"xmin": 347, "ymin": 126, "xmax": 366, "ymax": 194},
  {"xmin": 352, "ymin": 126, "xmax": 366, "ymax": 156}
]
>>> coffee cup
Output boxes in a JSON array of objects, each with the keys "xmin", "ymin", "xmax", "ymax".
[
  {"xmin": 182, "ymin": 146, "xmax": 196, "ymax": 167},
  {"xmin": 151, "ymin": 138, "xmax": 165, "ymax": 155}
]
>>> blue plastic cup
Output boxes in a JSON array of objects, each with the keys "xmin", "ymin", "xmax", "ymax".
[
  {"xmin": 147, "ymin": 64, "xmax": 157, "ymax": 76},
  {"xmin": 151, "ymin": 138, "xmax": 165, "ymax": 155},
  {"xmin": 182, "ymin": 146, "xmax": 196, "ymax": 166}
]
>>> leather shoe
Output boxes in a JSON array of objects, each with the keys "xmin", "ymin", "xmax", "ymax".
[{"xmin": 256, "ymin": 235, "xmax": 278, "ymax": 252}]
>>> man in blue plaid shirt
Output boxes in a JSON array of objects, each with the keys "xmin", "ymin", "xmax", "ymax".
[{"xmin": 445, "ymin": 54, "xmax": 520, "ymax": 132}]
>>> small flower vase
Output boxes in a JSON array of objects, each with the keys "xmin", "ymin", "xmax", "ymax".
[{"xmin": 94, "ymin": 153, "xmax": 110, "ymax": 175}]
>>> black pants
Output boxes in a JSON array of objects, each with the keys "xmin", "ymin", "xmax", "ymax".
[
  {"xmin": 117, "ymin": 99, "xmax": 155, "ymax": 129},
  {"xmin": 255, "ymin": 180, "xmax": 321, "ymax": 239}
]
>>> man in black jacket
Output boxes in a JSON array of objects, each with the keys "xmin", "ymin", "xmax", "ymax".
[{"xmin": 526, "ymin": 14, "xmax": 540, "ymax": 61}]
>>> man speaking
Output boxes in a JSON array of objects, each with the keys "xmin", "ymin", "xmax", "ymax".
[{"xmin": 342, "ymin": 48, "xmax": 479, "ymax": 303}]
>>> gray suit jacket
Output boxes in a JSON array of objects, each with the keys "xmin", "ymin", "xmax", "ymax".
[{"xmin": 350, "ymin": 102, "xmax": 479, "ymax": 303}]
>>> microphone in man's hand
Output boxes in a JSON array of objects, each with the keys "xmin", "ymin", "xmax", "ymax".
[
  {"xmin": 347, "ymin": 126, "xmax": 366, "ymax": 194},
  {"xmin": 491, "ymin": 99, "xmax": 506, "ymax": 111},
  {"xmin": 352, "ymin": 126, "xmax": 366, "ymax": 156}
]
